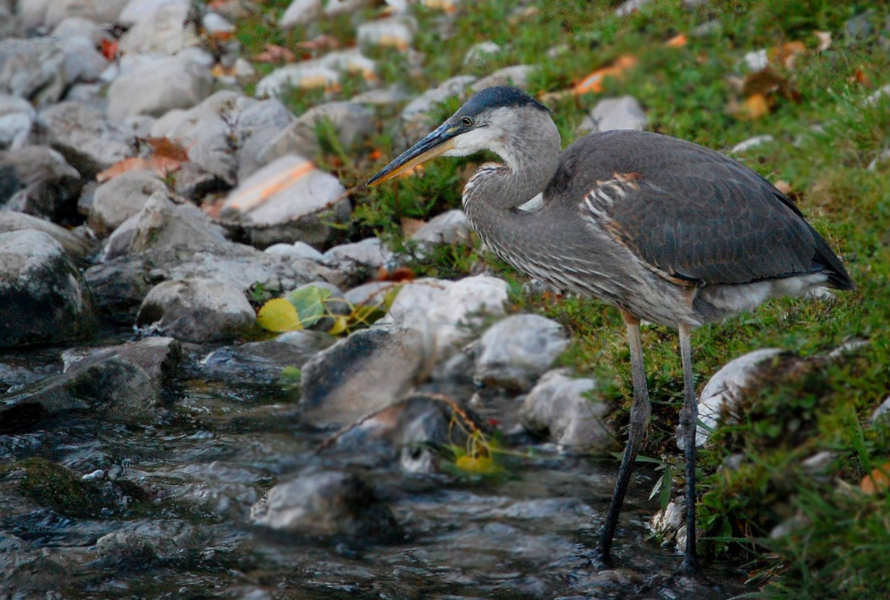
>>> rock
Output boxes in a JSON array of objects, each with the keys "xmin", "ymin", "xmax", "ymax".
[
  {"xmin": 464, "ymin": 41, "xmax": 501, "ymax": 65},
  {"xmin": 107, "ymin": 53, "xmax": 213, "ymax": 122},
  {"xmin": 871, "ymin": 396, "xmax": 890, "ymax": 425},
  {"xmin": 200, "ymin": 332, "xmax": 335, "ymax": 387},
  {"xmin": 475, "ymin": 315, "xmax": 569, "ymax": 391},
  {"xmin": 61, "ymin": 336, "xmax": 184, "ymax": 388},
  {"xmin": 743, "ymin": 49, "xmax": 769, "ymax": 71},
  {"xmin": 118, "ymin": 0, "xmax": 189, "ymax": 26},
  {"xmin": 343, "ymin": 280, "xmax": 399, "ymax": 307},
  {"xmin": 38, "ymin": 101, "xmax": 133, "ymax": 176},
  {"xmin": 520, "ymin": 369, "xmax": 611, "ymax": 452},
  {"xmin": 0, "ymin": 4, "xmax": 21, "ymax": 39},
  {"xmin": 280, "ymin": 0, "xmax": 322, "ymax": 27},
  {"xmin": 202, "ymin": 12, "xmax": 234, "ymax": 35},
  {"xmin": 0, "ymin": 38, "xmax": 66, "ymax": 106},
  {"xmin": 730, "ymin": 134, "xmax": 774, "ymax": 154},
  {"xmin": 0, "ymin": 94, "xmax": 35, "ymax": 149},
  {"xmin": 398, "ymin": 75, "xmax": 476, "ymax": 147},
  {"xmin": 579, "ymin": 96, "xmax": 648, "ymax": 134},
  {"xmin": 845, "ymin": 11, "xmax": 874, "ymax": 42},
  {"xmin": 172, "ymin": 162, "xmax": 225, "ymax": 200},
  {"xmin": 357, "ymin": 16, "xmax": 415, "ymax": 51},
  {"xmin": 866, "ymin": 84, "xmax": 890, "ymax": 107},
  {"xmin": 323, "ymin": 0, "xmax": 368, "ymax": 16},
  {"xmin": 0, "ymin": 458, "xmax": 90, "ymax": 515},
  {"xmin": 615, "ymin": 0, "xmax": 651, "ymax": 16},
  {"xmin": 299, "ymin": 326, "xmax": 430, "ymax": 426},
  {"xmin": 0, "ymin": 356, "xmax": 158, "ymax": 431},
  {"xmin": 687, "ymin": 348, "xmax": 789, "ymax": 447},
  {"xmin": 411, "ymin": 209, "xmax": 471, "ymax": 245},
  {"xmin": 351, "ymin": 85, "xmax": 413, "ymax": 106},
  {"xmin": 264, "ymin": 241, "xmax": 325, "ymax": 262},
  {"xmin": 43, "ymin": 0, "xmax": 130, "ymax": 27},
  {"xmin": 691, "ymin": 19, "xmax": 722, "ymax": 37},
  {"xmin": 323, "ymin": 238, "xmax": 392, "ymax": 272},
  {"xmin": 318, "ymin": 49, "xmax": 377, "ymax": 80},
  {"xmin": 382, "ymin": 276, "xmax": 510, "ymax": 359},
  {"xmin": 219, "ymin": 154, "xmax": 350, "ymax": 249},
  {"xmin": 0, "ymin": 145, "xmax": 82, "ymax": 220},
  {"xmin": 867, "ymin": 149, "xmax": 890, "ymax": 171},
  {"xmin": 256, "ymin": 59, "xmax": 341, "ymax": 98},
  {"xmin": 0, "ymin": 231, "xmax": 97, "ymax": 347},
  {"xmin": 649, "ymin": 499, "xmax": 685, "ymax": 544},
  {"xmin": 50, "ymin": 16, "xmax": 107, "ymax": 43},
  {"xmin": 89, "ymin": 169, "xmax": 168, "ymax": 236},
  {"xmin": 250, "ymin": 470, "xmax": 398, "ymax": 538},
  {"xmin": 232, "ymin": 98, "xmax": 299, "ymax": 180},
  {"xmin": 472, "ymin": 65, "xmax": 535, "ymax": 92},
  {"xmin": 119, "ymin": 1, "xmax": 198, "ymax": 55},
  {"xmin": 136, "ymin": 278, "xmax": 258, "ymax": 343},
  {"xmin": 257, "ymin": 101, "xmax": 374, "ymax": 169},
  {"xmin": 800, "ymin": 451, "xmax": 836, "ymax": 482},
  {"xmin": 0, "ymin": 212, "xmax": 95, "ymax": 263},
  {"xmin": 95, "ymin": 520, "xmax": 206, "ymax": 565}
]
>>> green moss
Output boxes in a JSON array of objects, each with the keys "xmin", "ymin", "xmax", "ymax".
[{"xmin": 1, "ymin": 458, "xmax": 90, "ymax": 515}]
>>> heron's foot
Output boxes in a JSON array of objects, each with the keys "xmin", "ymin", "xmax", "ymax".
[
  {"xmin": 588, "ymin": 545, "xmax": 611, "ymax": 570},
  {"xmin": 679, "ymin": 555, "xmax": 699, "ymax": 575}
]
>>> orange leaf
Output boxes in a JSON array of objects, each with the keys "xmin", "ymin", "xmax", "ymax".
[
  {"xmin": 297, "ymin": 35, "xmax": 340, "ymax": 51},
  {"xmin": 734, "ymin": 93, "xmax": 770, "ymax": 120},
  {"xmin": 390, "ymin": 267, "xmax": 415, "ymax": 283},
  {"xmin": 146, "ymin": 137, "xmax": 189, "ymax": 161},
  {"xmin": 96, "ymin": 155, "xmax": 182, "ymax": 183},
  {"xmin": 769, "ymin": 41, "xmax": 807, "ymax": 70},
  {"xmin": 252, "ymin": 44, "xmax": 296, "ymax": 64},
  {"xmin": 368, "ymin": 149, "xmax": 382, "ymax": 161},
  {"xmin": 851, "ymin": 68, "xmax": 872, "ymax": 88},
  {"xmin": 861, "ymin": 462, "xmax": 890, "ymax": 495},
  {"xmin": 100, "ymin": 38, "xmax": 118, "ymax": 61},
  {"xmin": 665, "ymin": 34, "xmax": 687, "ymax": 48},
  {"xmin": 573, "ymin": 55, "xmax": 638, "ymax": 95}
]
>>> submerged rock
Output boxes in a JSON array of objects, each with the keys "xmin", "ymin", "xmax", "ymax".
[
  {"xmin": 250, "ymin": 470, "xmax": 399, "ymax": 538},
  {"xmin": 520, "ymin": 369, "xmax": 612, "ymax": 452},
  {"xmin": 136, "ymin": 278, "xmax": 258, "ymax": 343},
  {"xmin": 95, "ymin": 520, "xmax": 207, "ymax": 566},
  {"xmin": 0, "ymin": 230, "xmax": 97, "ymax": 348},
  {"xmin": 474, "ymin": 314, "xmax": 569, "ymax": 391},
  {"xmin": 62, "ymin": 337, "xmax": 184, "ymax": 389},
  {"xmin": 200, "ymin": 332, "xmax": 335, "ymax": 386}
]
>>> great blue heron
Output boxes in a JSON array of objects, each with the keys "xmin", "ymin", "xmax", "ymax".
[{"xmin": 368, "ymin": 86, "xmax": 854, "ymax": 571}]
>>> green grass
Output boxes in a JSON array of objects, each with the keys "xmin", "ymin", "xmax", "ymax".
[{"xmin": 234, "ymin": 0, "xmax": 890, "ymax": 596}]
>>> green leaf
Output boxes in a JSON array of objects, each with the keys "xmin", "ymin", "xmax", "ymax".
[
  {"xmin": 286, "ymin": 285, "xmax": 331, "ymax": 328},
  {"xmin": 257, "ymin": 298, "xmax": 302, "ymax": 332}
]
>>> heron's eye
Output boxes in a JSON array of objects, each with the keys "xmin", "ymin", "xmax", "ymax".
[{"xmin": 461, "ymin": 116, "xmax": 474, "ymax": 127}]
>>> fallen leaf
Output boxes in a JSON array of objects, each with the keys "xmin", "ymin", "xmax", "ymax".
[
  {"xmin": 146, "ymin": 137, "xmax": 189, "ymax": 161},
  {"xmin": 814, "ymin": 30, "xmax": 832, "ymax": 51},
  {"xmin": 96, "ymin": 155, "xmax": 182, "ymax": 182},
  {"xmin": 732, "ymin": 93, "xmax": 770, "ymax": 120},
  {"xmin": 389, "ymin": 267, "xmax": 415, "ymax": 283},
  {"xmin": 252, "ymin": 44, "xmax": 296, "ymax": 64},
  {"xmin": 297, "ymin": 35, "xmax": 340, "ymax": 51},
  {"xmin": 665, "ymin": 34, "xmax": 688, "ymax": 48},
  {"xmin": 769, "ymin": 41, "xmax": 807, "ymax": 70},
  {"xmin": 774, "ymin": 180, "xmax": 792, "ymax": 195},
  {"xmin": 368, "ymin": 149, "xmax": 382, "ymax": 161},
  {"xmin": 455, "ymin": 453, "xmax": 499, "ymax": 475},
  {"xmin": 400, "ymin": 217, "xmax": 426, "ymax": 238},
  {"xmin": 861, "ymin": 461, "xmax": 890, "ymax": 495},
  {"xmin": 851, "ymin": 68, "xmax": 872, "ymax": 88},
  {"xmin": 573, "ymin": 55, "xmax": 638, "ymax": 95},
  {"xmin": 743, "ymin": 67, "xmax": 788, "ymax": 97},
  {"xmin": 257, "ymin": 298, "xmax": 302, "ymax": 333},
  {"xmin": 100, "ymin": 38, "xmax": 118, "ymax": 61}
]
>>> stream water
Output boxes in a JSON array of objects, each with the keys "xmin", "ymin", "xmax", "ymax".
[{"xmin": 1, "ymin": 334, "xmax": 752, "ymax": 599}]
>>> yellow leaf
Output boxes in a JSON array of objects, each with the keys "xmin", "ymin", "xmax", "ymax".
[
  {"xmin": 257, "ymin": 298, "xmax": 302, "ymax": 332},
  {"xmin": 327, "ymin": 316, "xmax": 349, "ymax": 336},
  {"xmin": 455, "ymin": 454, "xmax": 500, "ymax": 475},
  {"xmin": 734, "ymin": 93, "xmax": 770, "ymax": 120}
]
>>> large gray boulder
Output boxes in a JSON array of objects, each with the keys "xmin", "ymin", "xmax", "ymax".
[
  {"xmin": 0, "ymin": 230, "xmax": 97, "ymax": 347},
  {"xmin": 0, "ymin": 145, "xmax": 82, "ymax": 220},
  {"xmin": 579, "ymin": 96, "xmax": 648, "ymax": 134},
  {"xmin": 474, "ymin": 314, "xmax": 569, "ymax": 390},
  {"xmin": 38, "ymin": 101, "xmax": 133, "ymax": 176},
  {"xmin": 89, "ymin": 169, "xmax": 168, "ymax": 236},
  {"xmin": 0, "ymin": 38, "xmax": 66, "ymax": 106},
  {"xmin": 0, "ymin": 94, "xmax": 35, "ymax": 149},
  {"xmin": 0, "ymin": 212, "xmax": 95, "ymax": 263},
  {"xmin": 136, "ymin": 278, "xmax": 258, "ymax": 343}
]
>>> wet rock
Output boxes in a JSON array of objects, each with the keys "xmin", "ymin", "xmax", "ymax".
[
  {"xmin": 0, "ymin": 457, "xmax": 90, "ymax": 515},
  {"xmin": 687, "ymin": 348, "xmax": 789, "ymax": 447},
  {"xmin": 464, "ymin": 41, "xmax": 501, "ymax": 65},
  {"xmin": 0, "ymin": 212, "xmax": 95, "ymax": 263},
  {"xmin": 119, "ymin": 1, "xmax": 198, "ymax": 55},
  {"xmin": 38, "ymin": 101, "xmax": 132, "ymax": 176},
  {"xmin": 264, "ymin": 241, "xmax": 325, "ymax": 262},
  {"xmin": 382, "ymin": 276, "xmax": 510, "ymax": 358},
  {"xmin": 136, "ymin": 278, "xmax": 258, "ymax": 343},
  {"xmin": 62, "ymin": 336, "xmax": 184, "ymax": 388},
  {"xmin": 579, "ymin": 96, "xmax": 647, "ymax": 134},
  {"xmin": 520, "ymin": 369, "xmax": 611, "ymax": 452},
  {"xmin": 300, "ymin": 326, "xmax": 430, "ymax": 427},
  {"xmin": 200, "ymin": 332, "xmax": 335, "ymax": 386},
  {"xmin": 250, "ymin": 470, "xmax": 398, "ymax": 538},
  {"xmin": 118, "ymin": 0, "xmax": 189, "ymax": 26},
  {"xmin": 0, "ymin": 145, "xmax": 82, "ymax": 220},
  {"xmin": 257, "ymin": 101, "xmax": 374, "ymax": 169},
  {"xmin": 51, "ymin": 16, "xmax": 107, "ymax": 43},
  {"xmin": 323, "ymin": 238, "xmax": 392, "ymax": 273},
  {"xmin": 411, "ymin": 209, "xmax": 471, "ymax": 245},
  {"xmin": 219, "ymin": 154, "xmax": 350, "ymax": 249},
  {"xmin": 280, "ymin": 0, "xmax": 322, "ymax": 27},
  {"xmin": 0, "ymin": 230, "xmax": 97, "ymax": 347},
  {"xmin": 0, "ymin": 356, "xmax": 158, "ymax": 431},
  {"xmin": 357, "ymin": 16, "xmax": 415, "ymax": 51},
  {"xmin": 43, "ymin": 0, "xmax": 129, "ymax": 27},
  {"xmin": 107, "ymin": 53, "xmax": 214, "ymax": 122},
  {"xmin": 730, "ymin": 134, "xmax": 774, "ymax": 154},
  {"xmin": 95, "ymin": 520, "xmax": 206, "ymax": 565},
  {"xmin": 474, "ymin": 315, "xmax": 569, "ymax": 391},
  {"xmin": 472, "ymin": 65, "xmax": 535, "ymax": 92},
  {"xmin": 0, "ymin": 94, "xmax": 35, "ymax": 149},
  {"xmin": 89, "ymin": 169, "xmax": 168, "ymax": 236},
  {"xmin": 256, "ymin": 59, "xmax": 341, "ymax": 98}
]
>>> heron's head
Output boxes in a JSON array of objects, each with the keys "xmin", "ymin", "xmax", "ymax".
[{"xmin": 367, "ymin": 86, "xmax": 551, "ymax": 186}]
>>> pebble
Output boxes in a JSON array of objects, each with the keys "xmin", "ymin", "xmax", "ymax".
[{"xmin": 729, "ymin": 134, "xmax": 774, "ymax": 154}]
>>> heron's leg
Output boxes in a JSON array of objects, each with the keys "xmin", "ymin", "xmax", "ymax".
[
  {"xmin": 594, "ymin": 310, "xmax": 651, "ymax": 563},
  {"xmin": 678, "ymin": 322, "xmax": 699, "ymax": 573}
]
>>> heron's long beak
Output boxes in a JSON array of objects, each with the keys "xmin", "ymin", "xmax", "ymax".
[{"xmin": 367, "ymin": 123, "xmax": 458, "ymax": 186}]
